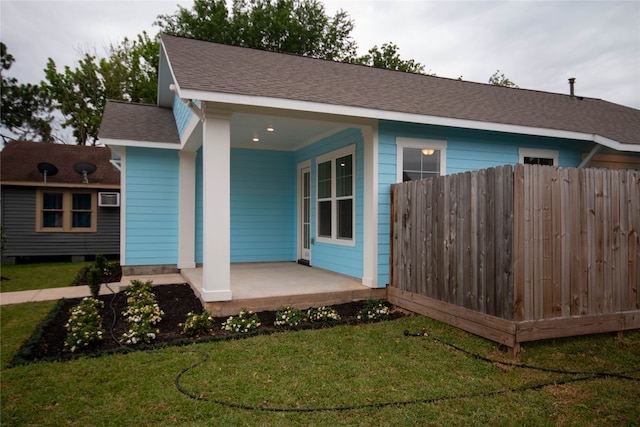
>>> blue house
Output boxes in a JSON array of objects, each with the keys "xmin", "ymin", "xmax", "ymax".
[{"xmin": 99, "ymin": 34, "xmax": 640, "ymax": 303}]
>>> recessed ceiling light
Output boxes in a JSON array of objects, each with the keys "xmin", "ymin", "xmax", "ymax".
[
  {"xmin": 266, "ymin": 125, "xmax": 274, "ymax": 132},
  {"xmin": 252, "ymin": 137, "xmax": 260, "ymax": 142}
]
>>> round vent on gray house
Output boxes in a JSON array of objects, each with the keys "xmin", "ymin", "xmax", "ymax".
[{"xmin": 73, "ymin": 162, "xmax": 97, "ymax": 184}]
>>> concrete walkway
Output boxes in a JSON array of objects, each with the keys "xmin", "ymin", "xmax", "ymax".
[{"xmin": 0, "ymin": 274, "xmax": 185, "ymax": 306}]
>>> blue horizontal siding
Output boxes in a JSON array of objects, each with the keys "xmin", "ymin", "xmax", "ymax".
[
  {"xmin": 230, "ymin": 149, "xmax": 296, "ymax": 262},
  {"xmin": 294, "ymin": 128, "xmax": 364, "ymax": 279},
  {"xmin": 173, "ymin": 94, "xmax": 197, "ymax": 137},
  {"xmin": 376, "ymin": 120, "xmax": 596, "ymax": 285},
  {"xmin": 125, "ymin": 147, "xmax": 179, "ymax": 265}
]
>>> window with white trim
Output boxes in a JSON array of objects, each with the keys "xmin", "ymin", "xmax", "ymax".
[
  {"xmin": 36, "ymin": 188, "xmax": 97, "ymax": 232},
  {"xmin": 316, "ymin": 145, "xmax": 355, "ymax": 245},
  {"xmin": 396, "ymin": 137, "xmax": 447, "ymax": 182},
  {"xmin": 519, "ymin": 148, "xmax": 558, "ymax": 166}
]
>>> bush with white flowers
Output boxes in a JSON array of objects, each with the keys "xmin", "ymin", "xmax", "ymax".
[
  {"xmin": 274, "ymin": 306, "xmax": 305, "ymax": 329},
  {"xmin": 65, "ymin": 297, "xmax": 104, "ymax": 352},
  {"xmin": 306, "ymin": 306, "xmax": 340, "ymax": 323},
  {"xmin": 222, "ymin": 308, "xmax": 261, "ymax": 334},
  {"xmin": 356, "ymin": 299, "xmax": 390, "ymax": 321},
  {"xmin": 119, "ymin": 280, "xmax": 164, "ymax": 345},
  {"xmin": 181, "ymin": 311, "xmax": 214, "ymax": 337}
]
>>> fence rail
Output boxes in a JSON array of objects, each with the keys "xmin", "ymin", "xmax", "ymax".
[{"xmin": 389, "ymin": 164, "xmax": 640, "ymax": 349}]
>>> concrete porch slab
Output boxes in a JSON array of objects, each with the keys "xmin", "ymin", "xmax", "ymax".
[{"xmin": 182, "ymin": 262, "xmax": 386, "ymax": 317}]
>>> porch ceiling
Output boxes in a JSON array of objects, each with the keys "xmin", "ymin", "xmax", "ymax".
[{"xmin": 229, "ymin": 112, "xmax": 349, "ymax": 151}]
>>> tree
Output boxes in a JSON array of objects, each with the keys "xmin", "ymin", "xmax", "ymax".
[
  {"xmin": 43, "ymin": 33, "xmax": 157, "ymax": 145},
  {"xmin": 1, "ymin": 42, "xmax": 54, "ymax": 142},
  {"xmin": 156, "ymin": 0, "xmax": 358, "ymax": 61},
  {"xmin": 353, "ymin": 43, "xmax": 426, "ymax": 74},
  {"xmin": 488, "ymin": 69, "xmax": 518, "ymax": 88}
]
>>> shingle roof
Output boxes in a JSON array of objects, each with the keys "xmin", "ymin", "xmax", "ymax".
[
  {"xmin": 99, "ymin": 101, "xmax": 180, "ymax": 144},
  {"xmin": 161, "ymin": 34, "xmax": 640, "ymax": 147},
  {"xmin": 0, "ymin": 140, "xmax": 120, "ymax": 186}
]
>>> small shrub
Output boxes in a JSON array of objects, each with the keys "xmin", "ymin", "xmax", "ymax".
[
  {"xmin": 274, "ymin": 306, "xmax": 305, "ymax": 329},
  {"xmin": 356, "ymin": 299, "xmax": 390, "ymax": 321},
  {"xmin": 222, "ymin": 308, "xmax": 261, "ymax": 334},
  {"xmin": 120, "ymin": 280, "xmax": 164, "ymax": 345},
  {"xmin": 64, "ymin": 297, "xmax": 104, "ymax": 352},
  {"xmin": 306, "ymin": 306, "xmax": 340, "ymax": 323},
  {"xmin": 87, "ymin": 267, "xmax": 102, "ymax": 299},
  {"xmin": 94, "ymin": 254, "xmax": 108, "ymax": 274},
  {"xmin": 181, "ymin": 311, "xmax": 214, "ymax": 337}
]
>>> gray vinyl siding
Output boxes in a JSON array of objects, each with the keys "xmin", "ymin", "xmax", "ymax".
[{"xmin": 1, "ymin": 186, "xmax": 120, "ymax": 258}]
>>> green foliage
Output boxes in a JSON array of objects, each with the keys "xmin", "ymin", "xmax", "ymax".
[
  {"xmin": 156, "ymin": 0, "xmax": 358, "ymax": 61},
  {"xmin": 489, "ymin": 69, "xmax": 519, "ymax": 88},
  {"xmin": 181, "ymin": 311, "xmax": 214, "ymax": 337},
  {"xmin": 353, "ymin": 42, "xmax": 426, "ymax": 74},
  {"xmin": 1, "ymin": 42, "xmax": 54, "ymax": 142},
  {"xmin": 120, "ymin": 280, "xmax": 164, "ymax": 345},
  {"xmin": 274, "ymin": 306, "xmax": 305, "ymax": 329},
  {"xmin": 64, "ymin": 297, "xmax": 104, "ymax": 352},
  {"xmin": 221, "ymin": 308, "xmax": 261, "ymax": 333},
  {"xmin": 42, "ymin": 32, "xmax": 158, "ymax": 145},
  {"xmin": 356, "ymin": 298, "xmax": 390, "ymax": 321},
  {"xmin": 306, "ymin": 305, "xmax": 340, "ymax": 323},
  {"xmin": 87, "ymin": 267, "xmax": 102, "ymax": 299}
]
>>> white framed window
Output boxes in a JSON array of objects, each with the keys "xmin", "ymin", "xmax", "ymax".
[
  {"xmin": 519, "ymin": 148, "xmax": 558, "ymax": 166},
  {"xmin": 316, "ymin": 145, "xmax": 355, "ymax": 246},
  {"xmin": 396, "ymin": 137, "xmax": 447, "ymax": 182}
]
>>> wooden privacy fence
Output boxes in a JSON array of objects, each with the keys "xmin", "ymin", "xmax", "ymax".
[{"xmin": 388, "ymin": 164, "xmax": 640, "ymax": 352}]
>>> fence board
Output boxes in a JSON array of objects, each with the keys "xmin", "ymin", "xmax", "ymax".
[{"xmin": 389, "ymin": 165, "xmax": 639, "ymax": 334}]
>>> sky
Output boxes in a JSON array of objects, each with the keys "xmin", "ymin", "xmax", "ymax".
[{"xmin": 1, "ymin": 0, "xmax": 639, "ymax": 116}]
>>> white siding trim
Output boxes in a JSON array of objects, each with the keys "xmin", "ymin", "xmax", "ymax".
[
  {"xmin": 119, "ymin": 147, "xmax": 127, "ymax": 265},
  {"xmin": 200, "ymin": 107, "xmax": 232, "ymax": 302},
  {"xmin": 362, "ymin": 125, "xmax": 378, "ymax": 288},
  {"xmin": 177, "ymin": 151, "xmax": 197, "ymax": 269}
]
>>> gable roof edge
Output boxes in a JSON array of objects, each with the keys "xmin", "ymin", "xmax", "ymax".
[{"xmin": 179, "ymin": 88, "xmax": 640, "ymax": 153}]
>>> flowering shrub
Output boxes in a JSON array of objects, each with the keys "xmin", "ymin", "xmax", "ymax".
[
  {"xmin": 274, "ymin": 306, "xmax": 305, "ymax": 329},
  {"xmin": 64, "ymin": 297, "xmax": 104, "ymax": 352},
  {"xmin": 181, "ymin": 311, "xmax": 214, "ymax": 337},
  {"xmin": 222, "ymin": 308, "xmax": 261, "ymax": 334},
  {"xmin": 356, "ymin": 299, "xmax": 390, "ymax": 321},
  {"xmin": 306, "ymin": 306, "xmax": 340, "ymax": 323},
  {"xmin": 120, "ymin": 280, "xmax": 164, "ymax": 345}
]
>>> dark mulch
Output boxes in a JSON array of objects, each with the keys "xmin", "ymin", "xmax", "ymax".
[{"xmin": 11, "ymin": 283, "xmax": 401, "ymax": 366}]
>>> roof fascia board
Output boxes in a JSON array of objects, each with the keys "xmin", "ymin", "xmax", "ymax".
[
  {"xmin": 179, "ymin": 88, "xmax": 640, "ymax": 152},
  {"xmin": 101, "ymin": 138, "xmax": 181, "ymax": 150},
  {"xmin": 158, "ymin": 39, "xmax": 180, "ymax": 108},
  {"xmin": 1, "ymin": 181, "xmax": 120, "ymax": 189}
]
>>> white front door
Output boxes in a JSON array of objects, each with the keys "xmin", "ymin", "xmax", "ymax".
[{"xmin": 298, "ymin": 166, "xmax": 311, "ymax": 264}]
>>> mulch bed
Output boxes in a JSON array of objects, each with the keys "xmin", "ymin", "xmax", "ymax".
[{"xmin": 11, "ymin": 283, "xmax": 402, "ymax": 366}]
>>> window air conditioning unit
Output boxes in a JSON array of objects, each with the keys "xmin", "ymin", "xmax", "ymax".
[{"xmin": 98, "ymin": 192, "xmax": 120, "ymax": 207}]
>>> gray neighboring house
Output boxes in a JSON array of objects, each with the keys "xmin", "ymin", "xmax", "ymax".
[{"xmin": 0, "ymin": 141, "xmax": 121, "ymax": 263}]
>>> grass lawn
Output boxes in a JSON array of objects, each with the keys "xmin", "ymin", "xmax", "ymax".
[
  {"xmin": 0, "ymin": 262, "xmax": 92, "ymax": 292},
  {"xmin": 1, "ymin": 300, "xmax": 639, "ymax": 426}
]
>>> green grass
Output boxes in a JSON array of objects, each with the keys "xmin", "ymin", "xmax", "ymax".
[
  {"xmin": 0, "ymin": 262, "xmax": 92, "ymax": 292},
  {"xmin": 1, "ymin": 303, "xmax": 639, "ymax": 426}
]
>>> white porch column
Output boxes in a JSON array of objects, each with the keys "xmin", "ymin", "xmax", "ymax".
[
  {"xmin": 201, "ymin": 106, "xmax": 232, "ymax": 301},
  {"xmin": 178, "ymin": 150, "xmax": 197, "ymax": 269},
  {"xmin": 362, "ymin": 125, "xmax": 379, "ymax": 288}
]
